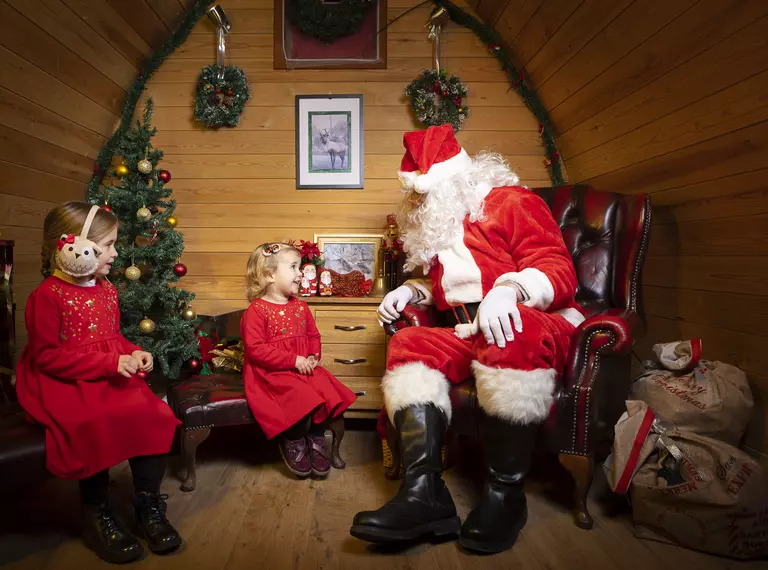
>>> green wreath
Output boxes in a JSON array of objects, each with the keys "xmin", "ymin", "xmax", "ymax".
[
  {"xmin": 194, "ymin": 65, "xmax": 250, "ymax": 128},
  {"xmin": 286, "ymin": 0, "xmax": 373, "ymax": 43},
  {"xmin": 405, "ymin": 69, "xmax": 469, "ymax": 132}
]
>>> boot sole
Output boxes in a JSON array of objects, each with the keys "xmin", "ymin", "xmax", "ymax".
[
  {"xmin": 458, "ymin": 509, "xmax": 527, "ymax": 554},
  {"xmin": 134, "ymin": 526, "xmax": 183, "ymax": 554},
  {"xmin": 83, "ymin": 533, "xmax": 144, "ymax": 564},
  {"xmin": 350, "ymin": 516, "xmax": 461, "ymax": 543}
]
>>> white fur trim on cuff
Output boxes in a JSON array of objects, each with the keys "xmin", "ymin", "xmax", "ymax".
[
  {"xmin": 382, "ymin": 362, "xmax": 452, "ymax": 424},
  {"xmin": 494, "ymin": 267, "xmax": 555, "ymax": 311},
  {"xmin": 472, "ymin": 361, "xmax": 555, "ymax": 424},
  {"xmin": 404, "ymin": 278, "xmax": 433, "ymax": 306}
]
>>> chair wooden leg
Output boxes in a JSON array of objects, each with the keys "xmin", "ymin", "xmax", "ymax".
[
  {"xmin": 180, "ymin": 427, "xmax": 211, "ymax": 492},
  {"xmin": 329, "ymin": 416, "xmax": 346, "ymax": 469},
  {"xmin": 559, "ymin": 453, "xmax": 595, "ymax": 530},
  {"xmin": 384, "ymin": 419, "xmax": 402, "ymax": 480}
]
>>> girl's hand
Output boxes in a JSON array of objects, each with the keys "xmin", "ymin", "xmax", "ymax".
[
  {"xmin": 118, "ymin": 355, "xmax": 140, "ymax": 378},
  {"xmin": 131, "ymin": 350, "xmax": 154, "ymax": 372},
  {"xmin": 308, "ymin": 355, "xmax": 319, "ymax": 369},
  {"xmin": 295, "ymin": 355, "xmax": 313, "ymax": 375}
]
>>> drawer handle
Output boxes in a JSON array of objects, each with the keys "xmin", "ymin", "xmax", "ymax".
[
  {"xmin": 355, "ymin": 391, "xmax": 367, "ymax": 396},
  {"xmin": 334, "ymin": 324, "xmax": 366, "ymax": 331},
  {"xmin": 334, "ymin": 358, "xmax": 367, "ymax": 365}
]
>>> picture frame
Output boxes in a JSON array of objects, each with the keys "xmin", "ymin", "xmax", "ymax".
[
  {"xmin": 314, "ymin": 233, "xmax": 383, "ymax": 281},
  {"xmin": 296, "ymin": 95, "xmax": 364, "ymax": 189},
  {"xmin": 273, "ymin": 0, "xmax": 387, "ymax": 70}
]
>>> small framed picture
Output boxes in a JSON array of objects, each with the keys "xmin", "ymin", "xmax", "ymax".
[
  {"xmin": 315, "ymin": 233, "xmax": 383, "ymax": 281},
  {"xmin": 295, "ymin": 95, "xmax": 364, "ymax": 189}
]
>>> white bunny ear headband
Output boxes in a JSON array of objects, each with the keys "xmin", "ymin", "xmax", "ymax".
[{"xmin": 55, "ymin": 205, "xmax": 104, "ymax": 277}]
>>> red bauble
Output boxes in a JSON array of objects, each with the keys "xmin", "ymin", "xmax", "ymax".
[
  {"xmin": 433, "ymin": 81, "xmax": 440, "ymax": 92},
  {"xmin": 101, "ymin": 205, "xmax": 112, "ymax": 213},
  {"xmin": 158, "ymin": 169, "xmax": 171, "ymax": 183},
  {"xmin": 173, "ymin": 263, "xmax": 188, "ymax": 277},
  {"xmin": 188, "ymin": 358, "xmax": 202, "ymax": 373},
  {"xmin": 137, "ymin": 370, "xmax": 148, "ymax": 380}
]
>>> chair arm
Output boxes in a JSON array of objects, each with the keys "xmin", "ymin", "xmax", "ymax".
[
  {"xmin": 557, "ymin": 310, "xmax": 635, "ymax": 456},
  {"xmin": 383, "ymin": 304, "xmax": 439, "ymax": 336}
]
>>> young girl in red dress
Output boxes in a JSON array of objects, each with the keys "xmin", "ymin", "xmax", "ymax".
[
  {"xmin": 16, "ymin": 202, "xmax": 183, "ymax": 564},
  {"xmin": 242, "ymin": 243, "xmax": 356, "ymax": 478}
]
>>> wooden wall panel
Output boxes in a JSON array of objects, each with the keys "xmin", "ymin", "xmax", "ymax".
[
  {"xmin": 487, "ymin": 0, "xmax": 768, "ymax": 457},
  {"xmin": 136, "ymin": 0, "xmax": 555, "ymax": 358},
  {"xmin": 0, "ymin": 0, "xmax": 189, "ymax": 358}
]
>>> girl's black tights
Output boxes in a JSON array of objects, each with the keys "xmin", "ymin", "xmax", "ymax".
[
  {"xmin": 78, "ymin": 454, "xmax": 167, "ymax": 505},
  {"xmin": 280, "ymin": 411, "xmax": 330, "ymax": 440}
]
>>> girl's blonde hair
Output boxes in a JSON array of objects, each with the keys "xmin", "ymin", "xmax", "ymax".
[
  {"xmin": 41, "ymin": 201, "xmax": 118, "ymax": 278},
  {"xmin": 245, "ymin": 242, "xmax": 300, "ymax": 301}
]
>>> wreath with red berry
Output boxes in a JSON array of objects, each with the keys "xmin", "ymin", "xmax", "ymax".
[
  {"xmin": 404, "ymin": 69, "xmax": 469, "ymax": 132},
  {"xmin": 194, "ymin": 65, "xmax": 250, "ymax": 128}
]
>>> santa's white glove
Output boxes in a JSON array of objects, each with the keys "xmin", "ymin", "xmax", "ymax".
[
  {"xmin": 377, "ymin": 285, "xmax": 414, "ymax": 326},
  {"xmin": 476, "ymin": 286, "xmax": 523, "ymax": 348}
]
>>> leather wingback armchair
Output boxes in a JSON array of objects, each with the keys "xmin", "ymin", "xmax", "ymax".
[{"xmin": 383, "ymin": 185, "xmax": 651, "ymax": 529}]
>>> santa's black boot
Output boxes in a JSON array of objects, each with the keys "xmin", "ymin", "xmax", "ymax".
[
  {"xmin": 350, "ymin": 404, "xmax": 460, "ymax": 543},
  {"xmin": 459, "ymin": 413, "xmax": 539, "ymax": 554}
]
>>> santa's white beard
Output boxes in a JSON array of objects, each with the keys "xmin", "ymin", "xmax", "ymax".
[{"xmin": 399, "ymin": 152, "xmax": 520, "ymax": 272}]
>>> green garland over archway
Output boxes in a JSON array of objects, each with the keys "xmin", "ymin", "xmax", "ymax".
[
  {"xmin": 87, "ymin": 0, "xmax": 564, "ymax": 198},
  {"xmin": 431, "ymin": 0, "xmax": 564, "ymax": 186},
  {"xmin": 87, "ymin": 0, "xmax": 214, "ymax": 202}
]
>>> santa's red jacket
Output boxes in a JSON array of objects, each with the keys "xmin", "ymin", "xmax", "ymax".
[{"xmin": 405, "ymin": 185, "xmax": 584, "ymax": 329}]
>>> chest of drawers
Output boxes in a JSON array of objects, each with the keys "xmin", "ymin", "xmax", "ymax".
[{"xmin": 307, "ymin": 297, "xmax": 386, "ymax": 420}]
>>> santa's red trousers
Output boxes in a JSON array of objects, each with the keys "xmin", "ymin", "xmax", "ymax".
[{"xmin": 382, "ymin": 306, "xmax": 576, "ymax": 425}]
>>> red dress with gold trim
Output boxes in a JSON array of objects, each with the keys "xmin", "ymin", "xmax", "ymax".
[
  {"xmin": 241, "ymin": 298, "xmax": 356, "ymax": 439},
  {"xmin": 15, "ymin": 276, "xmax": 181, "ymax": 479}
]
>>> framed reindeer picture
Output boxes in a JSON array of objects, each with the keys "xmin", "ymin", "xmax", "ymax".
[{"xmin": 295, "ymin": 94, "xmax": 364, "ymax": 189}]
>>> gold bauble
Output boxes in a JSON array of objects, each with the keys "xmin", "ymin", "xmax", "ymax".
[
  {"xmin": 139, "ymin": 318, "xmax": 156, "ymax": 334},
  {"xmin": 182, "ymin": 307, "xmax": 197, "ymax": 321},
  {"xmin": 137, "ymin": 159, "xmax": 152, "ymax": 174},
  {"xmin": 167, "ymin": 216, "xmax": 178, "ymax": 228},
  {"xmin": 115, "ymin": 164, "xmax": 129, "ymax": 177},
  {"xmin": 136, "ymin": 206, "xmax": 152, "ymax": 221},
  {"xmin": 125, "ymin": 265, "xmax": 141, "ymax": 281}
]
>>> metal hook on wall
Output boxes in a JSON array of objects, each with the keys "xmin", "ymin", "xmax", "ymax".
[
  {"xmin": 426, "ymin": 6, "xmax": 449, "ymax": 73},
  {"xmin": 207, "ymin": 5, "xmax": 232, "ymax": 79}
]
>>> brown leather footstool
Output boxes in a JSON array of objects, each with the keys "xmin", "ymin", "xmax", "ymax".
[{"xmin": 168, "ymin": 373, "xmax": 347, "ymax": 492}]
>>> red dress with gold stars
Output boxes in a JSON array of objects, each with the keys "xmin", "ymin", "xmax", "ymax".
[
  {"xmin": 241, "ymin": 298, "xmax": 357, "ymax": 439},
  {"xmin": 15, "ymin": 276, "xmax": 181, "ymax": 479}
]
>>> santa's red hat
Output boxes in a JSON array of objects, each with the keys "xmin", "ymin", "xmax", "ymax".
[{"xmin": 398, "ymin": 124, "xmax": 472, "ymax": 193}]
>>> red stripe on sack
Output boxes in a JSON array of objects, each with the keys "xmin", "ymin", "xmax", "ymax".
[
  {"xmin": 690, "ymin": 338, "xmax": 702, "ymax": 367},
  {"xmin": 614, "ymin": 407, "xmax": 656, "ymax": 495}
]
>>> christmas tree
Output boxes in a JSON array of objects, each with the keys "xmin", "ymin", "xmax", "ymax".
[{"xmin": 90, "ymin": 98, "xmax": 200, "ymax": 379}]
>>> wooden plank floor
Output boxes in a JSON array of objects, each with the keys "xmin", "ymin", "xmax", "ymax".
[{"xmin": 0, "ymin": 426, "xmax": 763, "ymax": 570}]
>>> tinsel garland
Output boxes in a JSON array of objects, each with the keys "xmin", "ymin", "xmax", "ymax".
[
  {"xmin": 86, "ymin": 0, "xmax": 214, "ymax": 203},
  {"xmin": 286, "ymin": 0, "xmax": 374, "ymax": 43},
  {"xmin": 194, "ymin": 65, "xmax": 250, "ymax": 128},
  {"xmin": 431, "ymin": 0, "xmax": 565, "ymax": 186},
  {"xmin": 405, "ymin": 69, "xmax": 469, "ymax": 132}
]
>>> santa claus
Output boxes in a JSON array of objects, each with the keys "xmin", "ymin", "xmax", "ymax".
[
  {"xmin": 299, "ymin": 263, "xmax": 317, "ymax": 296},
  {"xmin": 350, "ymin": 124, "xmax": 584, "ymax": 553},
  {"xmin": 318, "ymin": 269, "xmax": 333, "ymax": 296}
]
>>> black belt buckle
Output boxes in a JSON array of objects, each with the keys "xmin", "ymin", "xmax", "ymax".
[{"xmin": 449, "ymin": 303, "xmax": 479, "ymax": 326}]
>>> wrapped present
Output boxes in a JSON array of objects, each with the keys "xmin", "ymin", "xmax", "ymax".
[{"xmin": 210, "ymin": 341, "xmax": 244, "ymax": 373}]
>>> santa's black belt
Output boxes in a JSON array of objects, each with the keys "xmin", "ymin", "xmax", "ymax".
[{"xmin": 446, "ymin": 302, "xmax": 480, "ymax": 326}]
